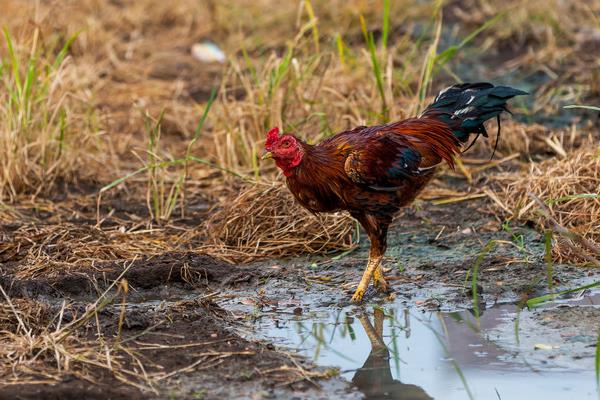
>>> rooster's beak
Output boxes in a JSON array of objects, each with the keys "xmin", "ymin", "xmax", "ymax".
[{"xmin": 261, "ymin": 151, "xmax": 273, "ymax": 160}]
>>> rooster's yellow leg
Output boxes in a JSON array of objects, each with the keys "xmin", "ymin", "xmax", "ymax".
[
  {"xmin": 373, "ymin": 307, "xmax": 384, "ymax": 335},
  {"xmin": 357, "ymin": 308, "xmax": 387, "ymax": 349},
  {"xmin": 373, "ymin": 265, "xmax": 389, "ymax": 293},
  {"xmin": 351, "ymin": 255, "xmax": 383, "ymax": 303}
]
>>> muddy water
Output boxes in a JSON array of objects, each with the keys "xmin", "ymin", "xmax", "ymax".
[{"xmin": 226, "ymin": 292, "xmax": 600, "ymax": 399}]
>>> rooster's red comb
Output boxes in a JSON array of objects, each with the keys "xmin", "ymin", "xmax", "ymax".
[{"xmin": 265, "ymin": 127, "xmax": 280, "ymax": 149}]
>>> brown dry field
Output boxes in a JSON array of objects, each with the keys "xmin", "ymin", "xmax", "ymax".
[{"xmin": 0, "ymin": 0, "xmax": 599, "ymax": 398}]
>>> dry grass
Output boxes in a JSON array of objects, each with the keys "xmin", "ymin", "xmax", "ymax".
[
  {"xmin": 200, "ymin": 182, "xmax": 357, "ymax": 263},
  {"xmin": 454, "ymin": 0, "xmax": 600, "ymax": 109},
  {"xmin": 473, "ymin": 119, "xmax": 599, "ymax": 160},
  {"xmin": 1, "ymin": 0, "xmax": 600, "ymax": 394},
  {"xmin": 0, "ymin": 273, "xmax": 157, "ymax": 391},
  {"xmin": 0, "ymin": 276, "xmax": 319, "ymax": 392},
  {"xmin": 0, "ymin": 223, "xmax": 182, "ymax": 279},
  {"xmin": 490, "ymin": 148, "xmax": 600, "ymax": 264},
  {"xmin": 0, "ymin": 27, "xmax": 98, "ymax": 201}
]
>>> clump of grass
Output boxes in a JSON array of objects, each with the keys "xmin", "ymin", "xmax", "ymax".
[
  {"xmin": 98, "ymin": 91, "xmax": 221, "ymax": 224},
  {"xmin": 0, "ymin": 269, "xmax": 158, "ymax": 391},
  {"xmin": 491, "ymin": 148, "xmax": 600, "ymax": 264},
  {"xmin": 0, "ymin": 223, "xmax": 180, "ymax": 279},
  {"xmin": 200, "ymin": 181, "xmax": 357, "ymax": 263},
  {"xmin": 0, "ymin": 28, "xmax": 89, "ymax": 202},
  {"xmin": 142, "ymin": 110, "xmax": 185, "ymax": 222},
  {"xmin": 474, "ymin": 120, "xmax": 597, "ymax": 160}
]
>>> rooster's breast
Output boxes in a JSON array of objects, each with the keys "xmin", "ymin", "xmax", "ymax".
[{"xmin": 285, "ymin": 175, "xmax": 346, "ymax": 214}]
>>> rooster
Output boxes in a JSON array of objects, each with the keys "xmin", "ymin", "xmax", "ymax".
[{"xmin": 262, "ymin": 83, "xmax": 526, "ymax": 302}]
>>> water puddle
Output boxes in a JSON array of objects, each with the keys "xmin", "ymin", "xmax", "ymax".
[{"xmin": 225, "ymin": 292, "xmax": 600, "ymax": 399}]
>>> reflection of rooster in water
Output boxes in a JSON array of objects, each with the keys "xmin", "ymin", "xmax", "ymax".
[{"xmin": 352, "ymin": 308, "xmax": 432, "ymax": 400}]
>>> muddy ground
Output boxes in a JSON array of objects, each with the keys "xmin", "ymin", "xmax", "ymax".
[{"xmin": 1, "ymin": 192, "xmax": 598, "ymax": 399}]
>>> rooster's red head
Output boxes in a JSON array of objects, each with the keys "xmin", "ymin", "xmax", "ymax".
[{"xmin": 262, "ymin": 127, "xmax": 304, "ymax": 176}]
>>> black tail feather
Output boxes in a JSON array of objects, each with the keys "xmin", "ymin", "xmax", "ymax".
[{"xmin": 421, "ymin": 82, "xmax": 527, "ymax": 157}]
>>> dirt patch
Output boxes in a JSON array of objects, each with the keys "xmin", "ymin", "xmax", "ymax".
[
  {"xmin": 0, "ymin": 382, "xmax": 144, "ymax": 400},
  {"xmin": 536, "ymin": 306, "xmax": 600, "ymax": 337},
  {"xmin": 1, "ymin": 252, "xmax": 262, "ymax": 300}
]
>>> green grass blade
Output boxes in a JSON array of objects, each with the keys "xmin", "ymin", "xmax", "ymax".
[
  {"xmin": 434, "ymin": 12, "xmax": 504, "ymax": 74},
  {"xmin": 191, "ymin": 88, "xmax": 217, "ymax": 145},
  {"xmin": 100, "ymin": 165, "xmax": 152, "ymax": 193},
  {"xmin": 546, "ymin": 193, "xmax": 600, "ymax": 205},
  {"xmin": 57, "ymin": 108, "xmax": 67, "ymax": 159},
  {"xmin": 596, "ymin": 330, "xmax": 600, "ymax": 388},
  {"xmin": 335, "ymin": 33, "xmax": 346, "ymax": 66},
  {"xmin": 303, "ymin": 0, "xmax": 320, "ymax": 54},
  {"xmin": 526, "ymin": 280, "xmax": 600, "ymax": 308},
  {"xmin": 241, "ymin": 45, "xmax": 260, "ymax": 89},
  {"xmin": 564, "ymin": 105, "xmax": 600, "ymax": 112},
  {"xmin": 165, "ymin": 175, "xmax": 184, "ymax": 219},
  {"xmin": 52, "ymin": 31, "xmax": 80, "ymax": 70},
  {"xmin": 360, "ymin": 15, "xmax": 387, "ymax": 120},
  {"xmin": 3, "ymin": 28, "xmax": 22, "ymax": 93},
  {"xmin": 22, "ymin": 58, "xmax": 37, "ymax": 124},
  {"xmin": 544, "ymin": 230, "xmax": 554, "ymax": 290},
  {"xmin": 268, "ymin": 44, "xmax": 294, "ymax": 101},
  {"xmin": 382, "ymin": 0, "xmax": 390, "ymax": 52},
  {"xmin": 251, "ymin": 146, "xmax": 260, "ymax": 181},
  {"xmin": 471, "ymin": 240, "xmax": 496, "ymax": 322},
  {"xmin": 416, "ymin": 1, "xmax": 442, "ymax": 111}
]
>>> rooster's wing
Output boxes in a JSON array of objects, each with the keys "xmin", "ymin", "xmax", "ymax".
[
  {"xmin": 343, "ymin": 133, "xmax": 425, "ymax": 191},
  {"xmin": 342, "ymin": 119, "xmax": 458, "ymax": 191}
]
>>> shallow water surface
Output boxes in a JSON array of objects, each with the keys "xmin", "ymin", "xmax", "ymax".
[{"xmin": 246, "ymin": 294, "xmax": 600, "ymax": 400}]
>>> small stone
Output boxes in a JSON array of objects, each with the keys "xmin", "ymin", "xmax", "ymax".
[{"xmin": 534, "ymin": 343, "xmax": 556, "ymax": 350}]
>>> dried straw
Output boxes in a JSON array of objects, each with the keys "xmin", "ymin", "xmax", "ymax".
[
  {"xmin": 0, "ymin": 223, "xmax": 183, "ymax": 279},
  {"xmin": 477, "ymin": 120, "xmax": 597, "ymax": 159},
  {"xmin": 200, "ymin": 182, "xmax": 357, "ymax": 263},
  {"xmin": 491, "ymin": 148, "xmax": 600, "ymax": 263}
]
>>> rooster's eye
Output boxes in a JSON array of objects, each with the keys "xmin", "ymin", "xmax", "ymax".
[{"xmin": 282, "ymin": 140, "xmax": 290, "ymax": 148}]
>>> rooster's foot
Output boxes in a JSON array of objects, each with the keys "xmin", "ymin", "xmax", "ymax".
[
  {"xmin": 350, "ymin": 287, "xmax": 366, "ymax": 303},
  {"xmin": 373, "ymin": 268, "xmax": 390, "ymax": 293},
  {"xmin": 374, "ymin": 277, "xmax": 389, "ymax": 293}
]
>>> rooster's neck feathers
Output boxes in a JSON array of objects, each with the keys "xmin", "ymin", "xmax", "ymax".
[{"xmin": 291, "ymin": 141, "xmax": 346, "ymax": 178}]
